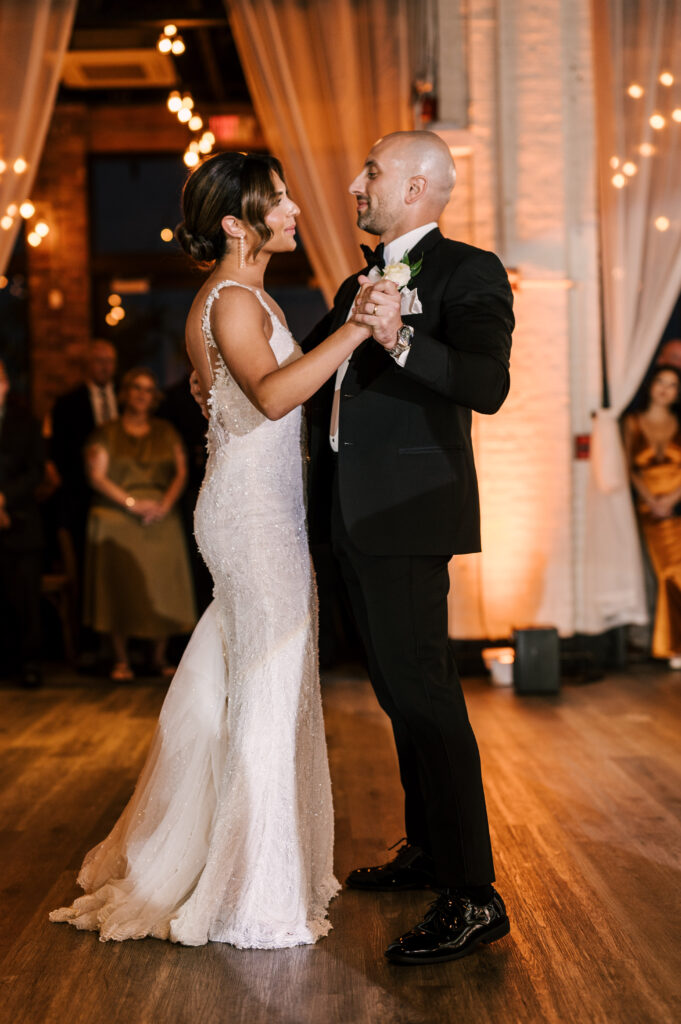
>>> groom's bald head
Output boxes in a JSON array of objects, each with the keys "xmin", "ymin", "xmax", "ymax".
[{"xmin": 349, "ymin": 130, "xmax": 456, "ymax": 241}]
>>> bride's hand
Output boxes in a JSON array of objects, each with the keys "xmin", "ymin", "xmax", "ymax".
[{"xmin": 351, "ymin": 277, "xmax": 403, "ymax": 350}]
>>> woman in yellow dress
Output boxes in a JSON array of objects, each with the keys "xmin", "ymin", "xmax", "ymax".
[
  {"xmin": 83, "ymin": 367, "xmax": 197, "ymax": 680},
  {"xmin": 623, "ymin": 364, "xmax": 681, "ymax": 667}
]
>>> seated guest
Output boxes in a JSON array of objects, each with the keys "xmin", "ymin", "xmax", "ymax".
[
  {"xmin": 623, "ymin": 364, "xmax": 681, "ymax": 668},
  {"xmin": 0, "ymin": 360, "xmax": 45, "ymax": 688},
  {"xmin": 83, "ymin": 368, "xmax": 197, "ymax": 681},
  {"xmin": 51, "ymin": 339, "xmax": 118, "ymax": 568}
]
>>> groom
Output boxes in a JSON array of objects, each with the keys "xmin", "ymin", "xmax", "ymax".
[{"xmin": 303, "ymin": 130, "xmax": 514, "ymax": 965}]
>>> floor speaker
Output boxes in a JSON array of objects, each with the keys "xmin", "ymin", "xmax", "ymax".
[{"xmin": 512, "ymin": 627, "xmax": 560, "ymax": 694}]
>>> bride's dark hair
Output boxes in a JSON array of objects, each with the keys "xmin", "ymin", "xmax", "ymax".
[{"xmin": 176, "ymin": 151, "xmax": 286, "ymax": 266}]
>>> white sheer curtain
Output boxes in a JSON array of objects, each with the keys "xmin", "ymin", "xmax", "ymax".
[
  {"xmin": 0, "ymin": 0, "xmax": 76, "ymax": 276},
  {"xmin": 225, "ymin": 0, "xmax": 412, "ymax": 305},
  {"xmin": 579, "ymin": 0, "xmax": 681, "ymax": 633}
]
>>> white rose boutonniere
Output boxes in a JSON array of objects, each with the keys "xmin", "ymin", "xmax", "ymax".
[{"xmin": 368, "ymin": 250, "xmax": 424, "ymax": 315}]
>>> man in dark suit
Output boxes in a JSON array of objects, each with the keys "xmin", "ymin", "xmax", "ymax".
[
  {"xmin": 51, "ymin": 339, "xmax": 118, "ymax": 566},
  {"xmin": 0, "ymin": 361, "xmax": 45, "ymax": 688},
  {"xmin": 304, "ymin": 131, "xmax": 514, "ymax": 965}
]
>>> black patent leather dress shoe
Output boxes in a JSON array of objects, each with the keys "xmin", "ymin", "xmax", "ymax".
[
  {"xmin": 385, "ymin": 888, "xmax": 510, "ymax": 964},
  {"xmin": 345, "ymin": 841, "xmax": 436, "ymax": 891}
]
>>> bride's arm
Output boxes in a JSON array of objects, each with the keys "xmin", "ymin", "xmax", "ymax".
[{"xmin": 211, "ymin": 287, "xmax": 367, "ymax": 421}]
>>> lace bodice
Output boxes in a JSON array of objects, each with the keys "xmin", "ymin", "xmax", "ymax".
[{"xmin": 200, "ymin": 280, "xmax": 301, "ymax": 448}]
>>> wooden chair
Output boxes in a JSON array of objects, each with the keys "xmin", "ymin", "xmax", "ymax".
[{"xmin": 41, "ymin": 527, "xmax": 79, "ymax": 664}]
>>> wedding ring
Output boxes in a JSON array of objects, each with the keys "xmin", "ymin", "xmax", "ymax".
[{"xmin": 371, "ymin": 303, "xmax": 378, "ymax": 316}]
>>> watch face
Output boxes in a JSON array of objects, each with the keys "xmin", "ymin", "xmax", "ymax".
[{"xmin": 397, "ymin": 325, "xmax": 414, "ymax": 344}]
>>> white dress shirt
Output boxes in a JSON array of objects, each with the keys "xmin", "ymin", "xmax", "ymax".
[
  {"xmin": 329, "ymin": 221, "xmax": 437, "ymax": 452},
  {"xmin": 88, "ymin": 381, "xmax": 118, "ymax": 426}
]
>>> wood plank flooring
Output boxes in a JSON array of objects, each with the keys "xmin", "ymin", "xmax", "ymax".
[{"xmin": 1, "ymin": 662, "xmax": 680, "ymax": 1024}]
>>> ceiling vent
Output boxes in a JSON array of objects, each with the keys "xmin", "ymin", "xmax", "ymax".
[{"xmin": 61, "ymin": 49, "xmax": 178, "ymax": 89}]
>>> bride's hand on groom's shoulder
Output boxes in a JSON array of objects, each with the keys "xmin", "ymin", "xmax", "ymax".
[{"xmin": 350, "ymin": 277, "xmax": 403, "ymax": 350}]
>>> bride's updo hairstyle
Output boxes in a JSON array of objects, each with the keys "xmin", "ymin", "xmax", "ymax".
[{"xmin": 176, "ymin": 151, "xmax": 286, "ymax": 266}]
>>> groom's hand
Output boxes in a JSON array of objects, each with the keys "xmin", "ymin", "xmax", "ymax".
[
  {"xmin": 351, "ymin": 277, "xmax": 403, "ymax": 350},
  {"xmin": 189, "ymin": 371, "xmax": 209, "ymax": 420}
]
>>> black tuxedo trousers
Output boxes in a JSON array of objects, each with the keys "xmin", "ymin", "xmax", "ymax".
[{"xmin": 331, "ymin": 470, "xmax": 494, "ymax": 886}]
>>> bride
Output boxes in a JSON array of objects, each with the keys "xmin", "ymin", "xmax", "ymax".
[{"xmin": 50, "ymin": 151, "xmax": 368, "ymax": 948}]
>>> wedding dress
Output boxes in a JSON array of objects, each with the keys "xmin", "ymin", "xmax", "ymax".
[{"xmin": 50, "ymin": 281, "xmax": 339, "ymax": 948}]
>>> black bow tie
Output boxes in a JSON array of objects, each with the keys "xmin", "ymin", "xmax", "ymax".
[{"xmin": 360, "ymin": 242, "xmax": 385, "ymax": 270}]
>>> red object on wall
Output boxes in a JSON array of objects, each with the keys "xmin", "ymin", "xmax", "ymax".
[{"xmin": 575, "ymin": 434, "xmax": 591, "ymax": 459}]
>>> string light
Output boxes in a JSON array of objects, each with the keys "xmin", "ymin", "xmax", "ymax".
[
  {"xmin": 659, "ymin": 71, "xmax": 674, "ymax": 86},
  {"xmin": 673, "ymin": 109, "xmax": 681, "ymax": 123},
  {"xmin": 6, "ymin": 203, "xmax": 18, "ymax": 217},
  {"xmin": 183, "ymin": 150, "xmax": 200, "ymax": 168},
  {"xmin": 612, "ymin": 172, "xmax": 626, "ymax": 188},
  {"xmin": 622, "ymin": 161, "xmax": 638, "ymax": 177},
  {"xmin": 0, "ymin": 276, "xmax": 8, "ymax": 288},
  {"xmin": 171, "ymin": 38, "xmax": 185, "ymax": 55},
  {"xmin": 188, "ymin": 115, "xmax": 203, "ymax": 131},
  {"xmin": 13, "ymin": 157, "xmax": 27, "ymax": 174},
  {"xmin": 108, "ymin": 293, "xmax": 121, "ymax": 306},
  {"xmin": 627, "ymin": 83, "xmax": 644, "ymax": 98},
  {"xmin": 655, "ymin": 216, "xmax": 670, "ymax": 232},
  {"xmin": 167, "ymin": 91, "xmax": 182, "ymax": 113},
  {"xmin": 27, "ymin": 231, "xmax": 42, "ymax": 247},
  {"xmin": 639, "ymin": 142, "xmax": 655, "ymax": 156},
  {"xmin": 0, "ymin": 215, "xmax": 13, "ymax": 230},
  {"xmin": 650, "ymin": 113, "xmax": 666, "ymax": 130},
  {"xmin": 609, "ymin": 156, "xmax": 620, "ymax": 169},
  {"xmin": 157, "ymin": 25, "xmax": 184, "ymax": 55},
  {"xmin": 160, "ymin": 228, "xmax": 173, "ymax": 242},
  {"xmin": 19, "ymin": 201, "xmax": 35, "ymax": 218},
  {"xmin": 163, "ymin": 24, "xmax": 177, "ymax": 36},
  {"xmin": 35, "ymin": 221, "xmax": 49, "ymax": 237},
  {"xmin": 0, "ymin": 160, "xmax": 6, "ymax": 174},
  {"xmin": 105, "ymin": 312, "xmax": 117, "ymax": 327},
  {"xmin": 198, "ymin": 135, "xmax": 213, "ymax": 154},
  {"xmin": 177, "ymin": 107, "xmax": 192, "ymax": 124},
  {"xmin": 111, "ymin": 306, "xmax": 125, "ymax": 321},
  {"xmin": 181, "ymin": 95, "xmax": 194, "ymax": 110}
]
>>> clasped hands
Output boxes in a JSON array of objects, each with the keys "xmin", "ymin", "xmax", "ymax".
[
  {"xmin": 350, "ymin": 276, "xmax": 403, "ymax": 350},
  {"xmin": 130, "ymin": 499, "xmax": 167, "ymax": 525}
]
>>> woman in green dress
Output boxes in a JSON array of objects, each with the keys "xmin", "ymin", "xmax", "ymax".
[{"xmin": 83, "ymin": 367, "xmax": 197, "ymax": 680}]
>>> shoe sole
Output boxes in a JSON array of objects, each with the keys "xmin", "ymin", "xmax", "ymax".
[{"xmin": 384, "ymin": 917, "xmax": 511, "ymax": 965}]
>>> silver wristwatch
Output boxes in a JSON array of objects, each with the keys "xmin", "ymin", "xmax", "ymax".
[{"xmin": 389, "ymin": 324, "xmax": 414, "ymax": 360}]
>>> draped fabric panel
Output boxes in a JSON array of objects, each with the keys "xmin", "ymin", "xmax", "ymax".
[
  {"xmin": 579, "ymin": 0, "xmax": 681, "ymax": 632},
  {"xmin": 0, "ymin": 0, "xmax": 77, "ymax": 276},
  {"xmin": 225, "ymin": 0, "xmax": 413, "ymax": 304}
]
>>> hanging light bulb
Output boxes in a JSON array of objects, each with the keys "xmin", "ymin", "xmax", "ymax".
[
  {"xmin": 171, "ymin": 38, "xmax": 186, "ymax": 55},
  {"xmin": 167, "ymin": 90, "xmax": 182, "ymax": 113},
  {"xmin": 105, "ymin": 312, "xmax": 117, "ymax": 327},
  {"xmin": 181, "ymin": 94, "xmax": 194, "ymax": 110},
  {"xmin": 6, "ymin": 203, "xmax": 18, "ymax": 217},
  {"xmin": 35, "ymin": 221, "xmax": 49, "ymax": 237},
  {"xmin": 198, "ymin": 135, "xmax": 213, "ymax": 154},
  {"xmin": 157, "ymin": 35, "xmax": 172, "ymax": 53},
  {"xmin": 188, "ymin": 115, "xmax": 203, "ymax": 132},
  {"xmin": 612, "ymin": 173, "xmax": 626, "ymax": 188},
  {"xmin": 627, "ymin": 83, "xmax": 644, "ymax": 98},
  {"xmin": 108, "ymin": 293, "xmax": 121, "ymax": 307},
  {"xmin": 672, "ymin": 109, "xmax": 681, "ymax": 123},
  {"xmin": 622, "ymin": 161, "xmax": 638, "ymax": 177},
  {"xmin": 27, "ymin": 231, "xmax": 42, "ymax": 247},
  {"xmin": 184, "ymin": 149, "xmax": 200, "ymax": 168},
  {"xmin": 111, "ymin": 306, "xmax": 125, "ymax": 322},
  {"xmin": 609, "ymin": 156, "xmax": 620, "ymax": 169},
  {"xmin": 0, "ymin": 215, "xmax": 13, "ymax": 230},
  {"xmin": 655, "ymin": 216, "xmax": 670, "ymax": 232},
  {"xmin": 13, "ymin": 157, "xmax": 27, "ymax": 174},
  {"xmin": 163, "ymin": 24, "xmax": 177, "ymax": 37},
  {"xmin": 203, "ymin": 131, "xmax": 215, "ymax": 146},
  {"xmin": 177, "ymin": 107, "xmax": 192, "ymax": 124},
  {"xmin": 19, "ymin": 201, "xmax": 35, "ymax": 219},
  {"xmin": 160, "ymin": 228, "xmax": 173, "ymax": 242},
  {"xmin": 649, "ymin": 113, "xmax": 666, "ymax": 130},
  {"xmin": 659, "ymin": 71, "xmax": 674, "ymax": 86}
]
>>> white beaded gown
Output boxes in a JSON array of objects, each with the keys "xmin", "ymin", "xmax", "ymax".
[{"xmin": 50, "ymin": 281, "xmax": 339, "ymax": 948}]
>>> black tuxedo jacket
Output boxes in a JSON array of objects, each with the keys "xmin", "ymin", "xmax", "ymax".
[
  {"xmin": 0, "ymin": 401, "xmax": 45, "ymax": 552},
  {"xmin": 303, "ymin": 229, "xmax": 514, "ymax": 556}
]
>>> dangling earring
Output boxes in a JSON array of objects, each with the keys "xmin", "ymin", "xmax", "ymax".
[{"xmin": 238, "ymin": 236, "xmax": 245, "ymax": 269}]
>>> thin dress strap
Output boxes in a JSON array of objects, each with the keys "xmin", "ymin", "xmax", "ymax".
[{"xmin": 201, "ymin": 280, "xmax": 278, "ymax": 384}]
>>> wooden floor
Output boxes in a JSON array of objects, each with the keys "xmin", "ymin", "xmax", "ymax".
[{"xmin": 1, "ymin": 661, "xmax": 680, "ymax": 1024}]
